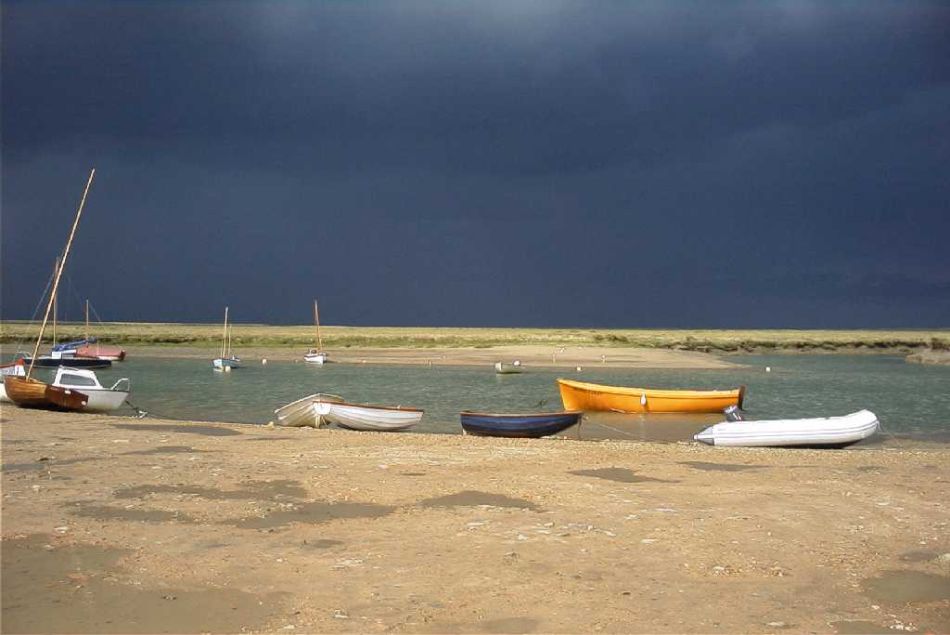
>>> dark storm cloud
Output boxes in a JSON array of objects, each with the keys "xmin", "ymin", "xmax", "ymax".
[{"xmin": 2, "ymin": 1, "xmax": 948, "ymax": 327}]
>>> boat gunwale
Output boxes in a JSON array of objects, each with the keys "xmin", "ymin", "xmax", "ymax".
[
  {"xmin": 460, "ymin": 410, "xmax": 582, "ymax": 419},
  {"xmin": 557, "ymin": 377, "xmax": 743, "ymax": 399},
  {"xmin": 333, "ymin": 401, "xmax": 424, "ymax": 414}
]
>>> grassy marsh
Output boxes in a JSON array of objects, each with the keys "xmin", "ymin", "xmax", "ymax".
[{"xmin": 2, "ymin": 321, "xmax": 947, "ymax": 353}]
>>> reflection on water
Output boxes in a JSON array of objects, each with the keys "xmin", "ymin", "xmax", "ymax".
[{"xmin": 14, "ymin": 354, "xmax": 949, "ymax": 443}]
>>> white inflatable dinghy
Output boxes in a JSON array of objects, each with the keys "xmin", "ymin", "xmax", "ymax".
[{"xmin": 694, "ymin": 409, "xmax": 880, "ymax": 448}]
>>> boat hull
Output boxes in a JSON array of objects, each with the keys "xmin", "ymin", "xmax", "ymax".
[
  {"xmin": 324, "ymin": 402, "xmax": 423, "ymax": 431},
  {"xmin": 3, "ymin": 376, "xmax": 88, "ymax": 411},
  {"xmin": 274, "ymin": 393, "xmax": 344, "ymax": 427},
  {"xmin": 494, "ymin": 362, "xmax": 523, "ymax": 374},
  {"xmin": 304, "ymin": 351, "xmax": 328, "ymax": 364},
  {"xmin": 694, "ymin": 410, "xmax": 880, "ymax": 448},
  {"xmin": 22, "ymin": 356, "xmax": 112, "ymax": 370},
  {"xmin": 557, "ymin": 378, "xmax": 745, "ymax": 414},
  {"xmin": 76, "ymin": 343, "xmax": 126, "ymax": 361},
  {"xmin": 212, "ymin": 357, "xmax": 241, "ymax": 371},
  {"xmin": 460, "ymin": 411, "xmax": 582, "ymax": 438}
]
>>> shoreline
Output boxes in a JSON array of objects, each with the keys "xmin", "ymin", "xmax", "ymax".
[{"xmin": 2, "ymin": 409, "xmax": 948, "ymax": 633}]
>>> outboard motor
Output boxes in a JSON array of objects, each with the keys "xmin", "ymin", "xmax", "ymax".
[{"xmin": 724, "ymin": 405, "xmax": 744, "ymax": 422}]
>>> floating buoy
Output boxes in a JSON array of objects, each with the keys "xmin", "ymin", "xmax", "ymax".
[
  {"xmin": 766, "ymin": 366, "xmax": 771, "ymax": 373},
  {"xmin": 262, "ymin": 358, "xmax": 268, "ymax": 365},
  {"xmin": 575, "ymin": 366, "xmax": 582, "ymax": 372}
]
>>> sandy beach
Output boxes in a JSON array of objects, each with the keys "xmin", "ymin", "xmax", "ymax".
[{"xmin": 2, "ymin": 408, "xmax": 948, "ymax": 634}]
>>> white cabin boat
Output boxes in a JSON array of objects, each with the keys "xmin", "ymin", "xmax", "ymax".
[
  {"xmin": 274, "ymin": 393, "xmax": 344, "ymax": 427},
  {"xmin": 694, "ymin": 409, "xmax": 880, "ymax": 448},
  {"xmin": 323, "ymin": 401, "xmax": 423, "ymax": 431},
  {"xmin": 304, "ymin": 349, "xmax": 328, "ymax": 365},
  {"xmin": 51, "ymin": 367, "xmax": 130, "ymax": 413}
]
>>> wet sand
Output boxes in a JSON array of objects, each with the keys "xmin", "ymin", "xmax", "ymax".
[
  {"xmin": 2, "ymin": 409, "xmax": 948, "ymax": 633},
  {"xmin": 124, "ymin": 344, "xmax": 739, "ymax": 369}
]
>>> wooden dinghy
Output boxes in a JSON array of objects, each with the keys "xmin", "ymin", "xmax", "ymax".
[
  {"xmin": 694, "ymin": 409, "xmax": 880, "ymax": 448},
  {"xmin": 274, "ymin": 393, "xmax": 344, "ymax": 427},
  {"xmin": 459, "ymin": 410, "xmax": 582, "ymax": 438},
  {"xmin": 322, "ymin": 401, "xmax": 424, "ymax": 432},
  {"xmin": 557, "ymin": 378, "xmax": 745, "ymax": 414},
  {"xmin": 3, "ymin": 375, "xmax": 88, "ymax": 410}
]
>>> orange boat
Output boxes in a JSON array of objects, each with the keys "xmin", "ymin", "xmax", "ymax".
[{"xmin": 557, "ymin": 378, "xmax": 745, "ymax": 414}]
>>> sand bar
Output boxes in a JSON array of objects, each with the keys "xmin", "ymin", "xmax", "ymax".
[
  {"xmin": 121, "ymin": 344, "xmax": 739, "ymax": 369},
  {"xmin": 2, "ymin": 408, "xmax": 948, "ymax": 633}
]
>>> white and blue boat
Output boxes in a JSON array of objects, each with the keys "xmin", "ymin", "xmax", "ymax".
[{"xmin": 212, "ymin": 306, "xmax": 241, "ymax": 371}]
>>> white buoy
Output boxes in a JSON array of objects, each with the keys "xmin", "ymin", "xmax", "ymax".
[
  {"xmin": 576, "ymin": 366, "xmax": 582, "ymax": 372},
  {"xmin": 262, "ymin": 358, "xmax": 268, "ymax": 365},
  {"xmin": 766, "ymin": 366, "xmax": 771, "ymax": 373}
]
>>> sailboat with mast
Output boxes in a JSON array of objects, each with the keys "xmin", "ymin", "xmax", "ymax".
[
  {"xmin": 212, "ymin": 306, "xmax": 241, "ymax": 371},
  {"xmin": 72, "ymin": 300, "xmax": 127, "ymax": 361},
  {"xmin": 19, "ymin": 261, "xmax": 111, "ymax": 369},
  {"xmin": 4, "ymin": 170, "xmax": 97, "ymax": 410},
  {"xmin": 303, "ymin": 299, "xmax": 328, "ymax": 364}
]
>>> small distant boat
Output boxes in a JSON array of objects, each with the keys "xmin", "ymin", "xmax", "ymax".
[
  {"xmin": 17, "ymin": 354, "xmax": 111, "ymax": 370},
  {"xmin": 51, "ymin": 367, "xmax": 130, "ymax": 413},
  {"xmin": 274, "ymin": 393, "xmax": 344, "ymax": 427},
  {"xmin": 459, "ymin": 410, "xmax": 582, "ymax": 438},
  {"xmin": 322, "ymin": 401, "xmax": 424, "ymax": 431},
  {"xmin": 303, "ymin": 299, "xmax": 329, "ymax": 364},
  {"xmin": 73, "ymin": 301, "xmax": 127, "ymax": 361},
  {"xmin": 557, "ymin": 378, "xmax": 745, "ymax": 414},
  {"xmin": 212, "ymin": 306, "xmax": 241, "ymax": 371},
  {"xmin": 694, "ymin": 409, "xmax": 880, "ymax": 448},
  {"xmin": 494, "ymin": 361, "xmax": 523, "ymax": 374}
]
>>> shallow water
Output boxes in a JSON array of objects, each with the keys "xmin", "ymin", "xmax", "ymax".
[{"xmin": 16, "ymin": 353, "xmax": 950, "ymax": 443}]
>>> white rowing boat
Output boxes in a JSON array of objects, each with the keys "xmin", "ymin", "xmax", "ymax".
[
  {"xmin": 694, "ymin": 409, "xmax": 880, "ymax": 448},
  {"xmin": 322, "ymin": 401, "xmax": 423, "ymax": 431}
]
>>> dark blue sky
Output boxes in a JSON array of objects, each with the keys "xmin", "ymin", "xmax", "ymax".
[{"xmin": 2, "ymin": 1, "xmax": 948, "ymax": 328}]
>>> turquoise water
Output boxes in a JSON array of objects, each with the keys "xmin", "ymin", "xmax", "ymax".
[{"xmin": 24, "ymin": 354, "xmax": 949, "ymax": 443}]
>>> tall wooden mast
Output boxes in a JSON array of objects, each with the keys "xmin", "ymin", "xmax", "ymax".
[{"xmin": 26, "ymin": 169, "xmax": 96, "ymax": 379}]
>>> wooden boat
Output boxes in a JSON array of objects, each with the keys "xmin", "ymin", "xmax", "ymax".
[
  {"xmin": 303, "ymin": 299, "xmax": 328, "ymax": 364},
  {"xmin": 0, "ymin": 359, "xmax": 26, "ymax": 403},
  {"xmin": 459, "ymin": 410, "xmax": 582, "ymax": 438},
  {"xmin": 212, "ymin": 307, "xmax": 241, "ymax": 371},
  {"xmin": 322, "ymin": 401, "xmax": 424, "ymax": 431},
  {"xmin": 274, "ymin": 393, "xmax": 344, "ymax": 427},
  {"xmin": 494, "ymin": 361, "xmax": 523, "ymax": 374},
  {"xmin": 3, "ymin": 375, "xmax": 88, "ymax": 410},
  {"xmin": 51, "ymin": 367, "xmax": 130, "ymax": 413},
  {"xmin": 5, "ymin": 170, "xmax": 97, "ymax": 412},
  {"xmin": 557, "ymin": 378, "xmax": 745, "ymax": 414},
  {"xmin": 694, "ymin": 410, "xmax": 879, "ymax": 448}
]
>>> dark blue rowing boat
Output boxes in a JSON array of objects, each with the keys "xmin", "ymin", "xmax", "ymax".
[{"xmin": 459, "ymin": 410, "xmax": 582, "ymax": 438}]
